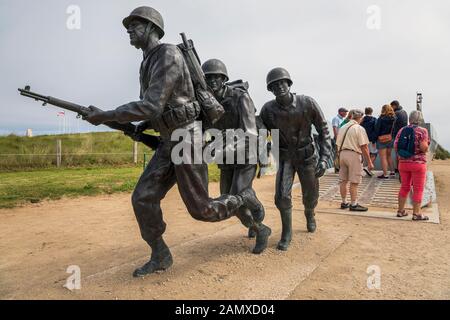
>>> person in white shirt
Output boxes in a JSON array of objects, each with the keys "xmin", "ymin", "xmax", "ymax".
[
  {"xmin": 336, "ymin": 109, "xmax": 374, "ymax": 211},
  {"xmin": 332, "ymin": 107, "xmax": 348, "ymax": 139}
]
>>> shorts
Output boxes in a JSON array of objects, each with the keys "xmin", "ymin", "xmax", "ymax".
[
  {"xmin": 339, "ymin": 150, "xmax": 363, "ymax": 184},
  {"xmin": 368, "ymin": 142, "xmax": 378, "ymax": 154},
  {"xmin": 377, "ymin": 140, "xmax": 394, "ymax": 149}
]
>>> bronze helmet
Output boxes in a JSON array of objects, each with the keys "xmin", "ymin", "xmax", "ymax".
[
  {"xmin": 202, "ymin": 59, "xmax": 229, "ymax": 82},
  {"xmin": 123, "ymin": 6, "xmax": 165, "ymax": 39},
  {"xmin": 266, "ymin": 67, "xmax": 293, "ymax": 91}
]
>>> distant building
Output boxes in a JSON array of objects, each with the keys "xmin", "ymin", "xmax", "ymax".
[{"xmin": 26, "ymin": 128, "xmax": 33, "ymax": 137}]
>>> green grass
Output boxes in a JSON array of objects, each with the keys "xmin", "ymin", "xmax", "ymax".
[
  {"xmin": 0, "ymin": 164, "xmax": 221, "ymax": 209},
  {"xmin": 435, "ymin": 144, "xmax": 450, "ymax": 160},
  {"xmin": 0, "ymin": 131, "xmax": 155, "ymax": 170},
  {"xmin": 0, "ymin": 131, "xmax": 223, "ymax": 209}
]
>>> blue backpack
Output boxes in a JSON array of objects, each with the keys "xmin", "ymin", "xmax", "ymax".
[{"xmin": 397, "ymin": 126, "xmax": 416, "ymax": 158}]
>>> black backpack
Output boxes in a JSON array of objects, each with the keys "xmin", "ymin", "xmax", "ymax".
[{"xmin": 397, "ymin": 126, "xmax": 416, "ymax": 158}]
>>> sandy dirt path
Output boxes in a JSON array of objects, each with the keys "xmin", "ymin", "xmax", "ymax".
[{"xmin": 1, "ymin": 160, "xmax": 449, "ymax": 300}]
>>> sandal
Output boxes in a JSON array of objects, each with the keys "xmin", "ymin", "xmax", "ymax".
[
  {"xmin": 396, "ymin": 210, "xmax": 408, "ymax": 217},
  {"xmin": 412, "ymin": 214, "xmax": 429, "ymax": 221}
]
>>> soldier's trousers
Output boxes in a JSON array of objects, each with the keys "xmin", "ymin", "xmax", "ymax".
[
  {"xmin": 219, "ymin": 164, "xmax": 261, "ymax": 228},
  {"xmin": 132, "ymin": 139, "xmax": 242, "ymax": 246},
  {"xmin": 275, "ymin": 159, "xmax": 319, "ymax": 211}
]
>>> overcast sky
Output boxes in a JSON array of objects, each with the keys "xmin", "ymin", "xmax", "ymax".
[{"xmin": 1, "ymin": 0, "xmax": 449, "ymax": 147}]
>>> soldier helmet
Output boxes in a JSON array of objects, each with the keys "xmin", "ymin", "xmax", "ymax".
[
  {"xmin": 266, "ymin": 67, "xmax": 293, "ymax": 90},
  {"xmin": 122, "ymin": 6, "xmax": 165, "ymax": 39},
  {"xmin": 202, "ymin": 59, "xmax": 229, "ymax": 82}
]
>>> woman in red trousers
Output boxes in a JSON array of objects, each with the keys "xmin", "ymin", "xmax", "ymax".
[{"xmin": 394, "ymin": 110, "xmax": 430, "ymax": 221}]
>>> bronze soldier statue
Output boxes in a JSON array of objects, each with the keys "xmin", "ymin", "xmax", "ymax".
[
  {"xmin": 260, "ymin": 68, "xmax": 332, "ymax": 251},
  {"xmin": 83, "ymin": 6, "xmax": 266, "ymax": 277},
  {"xmin": 201, "ymin": 58, "xmax": 271, "ymax": 254}
]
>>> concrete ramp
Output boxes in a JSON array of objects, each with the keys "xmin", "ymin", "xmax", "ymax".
[{"xmin": 295, "ymin": 171, "xmax": 440, "ymax": 224}]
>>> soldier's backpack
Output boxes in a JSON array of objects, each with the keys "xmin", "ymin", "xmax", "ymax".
[
  {"xmin": 397, "ymin": 126, "xmax": 416, "ymax": 158},
  {"xmin": 227, "ymin": 79, "xmax": 249, "ymax": 92},
  {"xmin": 226, "ymin": 80, "xmax": 262, "ymax": 126}
]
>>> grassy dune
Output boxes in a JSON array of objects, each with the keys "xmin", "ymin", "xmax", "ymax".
[
  {"xmin": 0, "ymin": 131, "xmax": 155, "ymax": 170},
  {"xmin": 0, "ymin": 131, "xmax": 222, "ymax": 208},
  {"xmin": 0, "ymin": 164, "xmax": 221, "ymax": 209}
]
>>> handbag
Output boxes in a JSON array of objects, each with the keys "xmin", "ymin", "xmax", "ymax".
[
  {"xmin": 334, "ymin": 124, "xmax": 356, "ymax": 170},
  {"xmin": 378, "ymin": 117, "xmax": 396, "ymax": 144}
]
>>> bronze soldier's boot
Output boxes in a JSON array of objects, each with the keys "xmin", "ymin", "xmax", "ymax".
[
  {"xmin": 277, "ymin": 208, "xmax": 292, "ymax": 251},
  {"xmin": 252, "ymin": 224, "xmax": 272, "ymax": 254},
  {"xmin": 238, "ymin": 188, "xmax": 265, "ymax": 223},
  {"xmin": 133, "ymin": 237, "xmax": 173, "ymax": 277},
  {"xmin": 305, "ymin": 209, "xmax": 316, "ymax": 233}
]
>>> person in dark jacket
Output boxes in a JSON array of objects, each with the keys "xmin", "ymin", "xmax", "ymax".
[
  {"xmin": 375, "ymin": 104, "xmax": 396, "ymax": 179},
  {"xmin": 391, "ymin": 100, "xmax": 408, "ymax": 138},
  {"xmin": 391, "ymin": 100, "xmax": 408, "ymax": 173},
  {"xmin": 360, "ymin": 107, "xmax": 377, "ymax": 174}
]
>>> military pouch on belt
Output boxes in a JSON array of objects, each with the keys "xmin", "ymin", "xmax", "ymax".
[{"xmin": 158, "ymin": 102, "xmax": 200, "ymax": 135}]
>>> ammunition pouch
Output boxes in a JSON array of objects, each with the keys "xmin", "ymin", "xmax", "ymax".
[
  {"xmin": 196, "ymin": 89, "xmax": 225, "ymax": 126},
  {"xmin": 153, "ymin": 101, "xmax": 201, "ymax": 136}
]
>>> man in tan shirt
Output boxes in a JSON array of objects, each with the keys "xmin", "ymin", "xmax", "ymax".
[{"xmin": 336, "ymin": 109, "xmax": 374, "ymax": 211}]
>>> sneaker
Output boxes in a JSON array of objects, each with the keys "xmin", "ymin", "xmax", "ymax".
[
  {"xmin": 340, "ymin": 202, "xmax": 350, "ymax": 209},
  {"xmin": 390, "ymin": 172, "xmax": 396, "ymax": 176},
  {"xmin": 363, "ymin": 168, "xmax": 373, "ymax": 177},
  {"xmin": 377, "ymin": 174, "xmax": 389, "ymax": 179},
  {"xmin": 349, "ymin": 204, "xmax": 368, "ymax": 212}
]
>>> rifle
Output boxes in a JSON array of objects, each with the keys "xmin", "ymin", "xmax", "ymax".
[
  {"xmin": 18, "ymin": 86, "xmax": 160, "ymax": 150},
  {"xmin": 178, "ymin": 33, "xmax": 224, "ymax": 125},
  {"xmin": 179, "ymin": 33, "xmax": 208, "ymax": 91}
]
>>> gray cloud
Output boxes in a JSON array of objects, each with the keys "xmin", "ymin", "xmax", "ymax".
[{"xmin": 1, "ymin": 0, "xmax": 449, "ymax": 147}]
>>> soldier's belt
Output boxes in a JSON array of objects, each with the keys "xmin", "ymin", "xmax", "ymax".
[
  {"xmin": 156, "ymin": 101, "xmax": 201, "ymax": 135},
  {"xmin": 280, "ymin": 143, "xmax": 316, "ymax": 162}
]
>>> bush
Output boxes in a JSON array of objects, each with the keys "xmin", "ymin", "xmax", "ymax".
[{"xmin": 435, "ymin": 144, "xmax": 450, "ymax": 160}]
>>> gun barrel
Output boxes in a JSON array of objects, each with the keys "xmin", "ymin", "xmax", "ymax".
[
  {"xmin": 17, "ymin": 86, "xmax": 160, "ymax": 150},
  {"xmin": 18, "ymin": 87, "xmax": 90, "ymax": 116},
  {"xmin": 47, "ymin": 97, "xmax": 90, "ymax": 116},
  {"xmin": 180, "ymin": 32, "xmax": 189, "ymax": 47},
  {"xmin": 18, "ymin": 88, "xmax": 49, "ymax": 102}
]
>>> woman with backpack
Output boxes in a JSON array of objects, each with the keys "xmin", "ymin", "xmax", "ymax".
[
  {"xmin": 375, "ymin": 104, "xmax": 396, "ymax": 179},
  {"xmin": 394, "ymin": 110, "xmax": 430, "ymax": 221}
]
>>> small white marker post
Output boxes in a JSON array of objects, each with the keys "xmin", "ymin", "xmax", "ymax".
[
  {"xmin": 133, "ymin": 141, "xmax": 138, "ymax": 164},
  {"xmin": 56, "ymin": 139, "xmax": 62, "ymax": 167}
]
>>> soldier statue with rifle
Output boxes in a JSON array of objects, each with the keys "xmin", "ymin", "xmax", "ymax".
[{"xmin": 47, "ymin": 6, "xmax": 267, "ymax": 277}]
